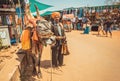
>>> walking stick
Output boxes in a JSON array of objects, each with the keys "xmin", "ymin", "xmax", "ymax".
[{"xmin": 50, "ymin": 46, "xmax": 53, "ymax": 81}]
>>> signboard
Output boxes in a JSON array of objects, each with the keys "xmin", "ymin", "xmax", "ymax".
[
  {"xmin": 0, "ymin": 30, "xmax": 6, "ymax": 39},
  {"xmin": 62, "ymin": 14, "xmax": 74, "ymax": 19},
  {"xmin": 0, "ymin": 26, "xmax": 11, "ymax": 46}
]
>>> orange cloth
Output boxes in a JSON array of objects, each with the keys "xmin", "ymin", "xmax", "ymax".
[
  {"xmin": 20, "ymin": 29, "xmax": 31, "ymax": 50},
  {"xmin": 51, "ymin": 12, "xmax": 61, "ymax": 19},
  {"xmin": 32, "ymin": 30, "xmax": 38, "ymax": 41}
]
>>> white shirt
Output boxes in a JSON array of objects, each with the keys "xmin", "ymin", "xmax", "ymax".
[{"xmin": 57, "ymin": 24, "xmax": 62, "ymax": 36}]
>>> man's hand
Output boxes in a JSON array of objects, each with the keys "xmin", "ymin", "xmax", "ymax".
[{"xmin": 56, "ymin": 36, "xmax": 65, "ymax": 40}]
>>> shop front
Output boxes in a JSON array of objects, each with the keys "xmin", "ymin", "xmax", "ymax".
[{"xmin": 0, "ymin": 7, "xmax": 17, "ymax": 46}]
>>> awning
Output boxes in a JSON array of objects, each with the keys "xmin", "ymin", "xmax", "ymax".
[
  {"xmin": 29, "ymin": 0, "xmax": 53, "ymax": 13},
  {"xmin": 64, "ymin": 7, "xmax": 76, "ymax": 10},
  {"xmin": 40, "ymin": 11, "xmax": 53, "ymax": 16}
]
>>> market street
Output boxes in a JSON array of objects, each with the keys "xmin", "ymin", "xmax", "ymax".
[{"xmin": 22, "ymin": 30, "xmax": 120, "ymax": 81}]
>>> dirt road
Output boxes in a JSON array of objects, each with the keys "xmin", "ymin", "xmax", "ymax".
[{"xmin": 22, "ymin": 30, "xmax": 120, "ymax": 81}]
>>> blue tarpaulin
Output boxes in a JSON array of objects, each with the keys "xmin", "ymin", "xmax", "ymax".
[
  {"xmin": 16, "ymin": 7, "xmax": 24, "ymax": 18},
  {"xmin": 78, "ymin": 8, "xmax": 83, "ymax": 18}
]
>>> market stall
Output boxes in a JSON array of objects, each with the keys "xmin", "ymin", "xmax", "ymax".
[{"xmin": 0, "ymin": 7, "xmax": 16, "ymax": 46}]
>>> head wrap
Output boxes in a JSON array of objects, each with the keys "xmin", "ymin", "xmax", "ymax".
[{"xmin": 51, "ymin": 12, "xmax": 61, "ymax": 19}]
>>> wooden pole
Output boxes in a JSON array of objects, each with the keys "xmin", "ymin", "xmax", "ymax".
[{"xmin": 18, "ymin": 0, "xmax": 23, "ymax": 30}]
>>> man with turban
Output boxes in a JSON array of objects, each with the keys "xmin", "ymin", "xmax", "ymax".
[{"xmin": 51, "ymin": 12, "xmax": 66, "ymax": 67}]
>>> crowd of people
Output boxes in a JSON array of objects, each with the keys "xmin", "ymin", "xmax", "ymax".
[{"xmin": 61, "ymin": 7, "xmax": 120, "ymax": 37}]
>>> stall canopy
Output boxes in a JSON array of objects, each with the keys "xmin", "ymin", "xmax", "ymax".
[
  {"xmin": 40, "ymin": 11, "xmax": 53, "ymax": 16},
  {"xmin": 36, "ymin": 9, "xmax": 62, "ymax": 16},
  {"xmin": 29, "ymin": 0, "xmax": 53, "ymax": 13}
]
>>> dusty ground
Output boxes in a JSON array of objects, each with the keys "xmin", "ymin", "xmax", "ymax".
[
  {"xmin": 22, "ymin": 30, "xmax": 120, "ymax": 81},
  {"xmin": 3, "ymin": 30, "xmax": 120, "ymax": 81},
  {"xmin": 0, "ymin": 44, "xmax": 20, "ymax": 71}
]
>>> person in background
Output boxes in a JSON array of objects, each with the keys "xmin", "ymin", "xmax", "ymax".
[
  {"xmin": 104, "ymin": 18, "xmax": 113, "ymax": 37},
  {"xmin": 75, "ymin": 17, "xmax": 79, "ymax": 30},
  {"xmin": 98, "ymin": 19, "xmax": 105, "ymax": 36},
  {"xmin": 82, "ymin": 16, "xmax": 88, "ymax": 30},
  {"xmin": 83, "ymin": 20, "xmax": 91, "ymax": 34},
  {"xmin": 62, "ymin": 19, "xmax": 68, "ymax": 31},
  {"xmin": 16, "ymin": 18, "xmax": 22, "ymax": 43},
  {"xmin": 20, "ymin": 26, "xmax": 32, "ymax": 65},
  {"xmin": 71, "ymin": 17, "xmax": 76, "ymax": 30},
  {"xmin": 66, "ymin": 19, "xmax": 72, "ymax": 32},
  {"xmin": 10, "ymin": 34, "xmax": 16, "ymax": 45}
]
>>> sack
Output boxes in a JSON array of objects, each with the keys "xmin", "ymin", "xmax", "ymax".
[
  {"xmin": 61, "ymin": 43, "xmax": 67, "ymax": 55},
  {"xmin": 36, "ymin": 20, "xmax": 53, "ymax": 36},
  {"xmin": 61, "ymin": 40, "xmax": 70, "ymax": 55},
  {"xmin": 36, "ymin": 20, "xmax": 55, "ymax": 46}
]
